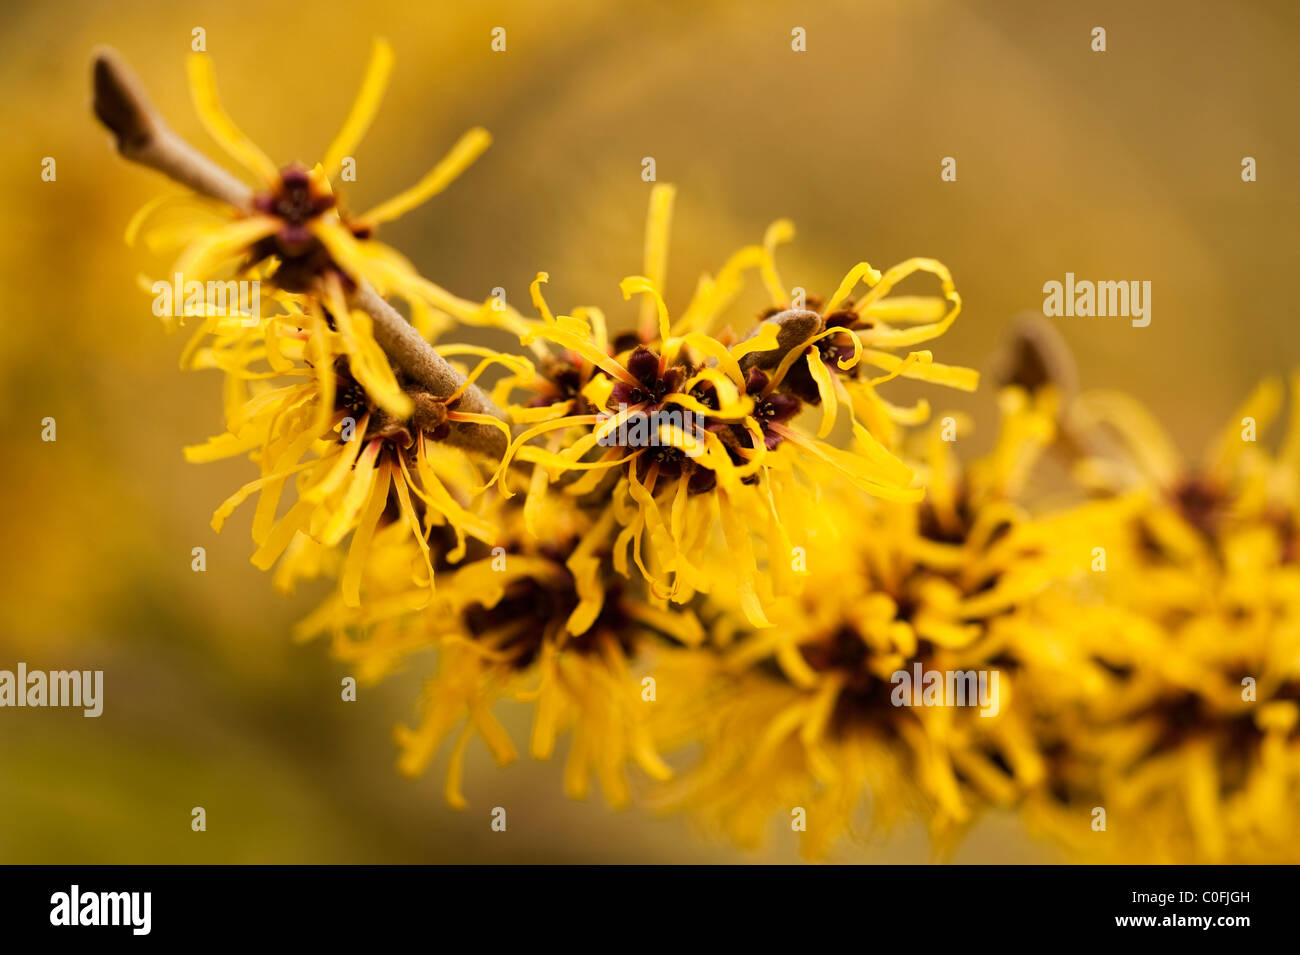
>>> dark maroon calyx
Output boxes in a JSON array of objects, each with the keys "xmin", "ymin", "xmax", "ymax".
[
  {"xmin": 817, "ymin": 312, "xmax": 864, "ymax": 368},
  {"xmin": 333, "ymin": 357, "xmax": 372, "ymax": 419},
  {"xmin": 463, "ymin": 566, "xmax": 635, "ymax": 669},
  {"xmin": 528, "ymin": 354, "xmax": 588, "ymax": 410},
  {"xmin": 625, "ymin": 345, "xmax": 660, "ymax": 383},
  {"xmin": 743, "ymin": 367, "xmax": 769, "ymax": 394},
  {"xmin": 249, "ymin": 164, "xmax": 339, "ymax": 261},
  {"xmin": 689, "ymin": 379, "xmax": 720, "ymax": 411},
  {"xmin": 254, "ymin": 165, "xmax": 337, "ymax": 224},
  {"xmin": 800, "ymin": 627, "xmax": 873, "ymax": 691},
  {"xmin": 548, "ymin": 357, "xmax": 583, "ymax": 396},
  {"xmin": 607, "ymin": 347, "xmax": 683, "ymax": 411},
  {"xmin": 754, "ymin": 395, "xmax": 800, "ymax": 449},
  {"xmin": 1170, "ymin": 474, "xmax": 1227, "ymax": 540},
  {"xmin": 769, "ymin": 315, "xmax": 861, "ymax": 405},
  {"xmin": 823, "ymin": 309, "xmax": 862, "ymax": 330},
  {"xmin": 742, "ymin": 368, "xmax": 801, "ymax": 449},
  {"xmin": 633, "ymin": 444, "xmax": 688, "ymax": 484}
]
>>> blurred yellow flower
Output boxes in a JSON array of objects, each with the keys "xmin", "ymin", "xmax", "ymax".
[
  {"xmin": 301, "ymin": 498, "xmax": 704, "ymax": 808},
  {"xmin": 1026, "ymin": 373, "xmax": 1300, "ymax": 862},
  {"xmin": 650, "ymin": 386, "xmax": 1125, "ymax": 857}
]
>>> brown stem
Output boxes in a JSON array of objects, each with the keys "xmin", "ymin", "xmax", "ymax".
[
  {"xmin": 91, "ymin": 45, "xmax": 509, "ymax": 460},
  {"xmin": 352, "ymin": 282, "xmax": 506, "ymax": 458},
  {"xmin": 93, "ymin": 46, "xmax": 253, "ymax": 210}
]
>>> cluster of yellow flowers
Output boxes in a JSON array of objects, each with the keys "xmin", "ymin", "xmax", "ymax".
[{"xmin": 99, "ymin": 41, "xmax": 1300, "ymax": 862}]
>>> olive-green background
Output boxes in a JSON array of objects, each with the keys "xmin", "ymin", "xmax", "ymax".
[{"xmin": 2, "ymin": 0, "xmax": 1296, "ymax": 862}]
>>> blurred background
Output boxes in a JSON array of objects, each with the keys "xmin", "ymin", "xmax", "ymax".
[{"xmin": 1, "ymin": 0, "xmax": 1297, "ymax": 862}]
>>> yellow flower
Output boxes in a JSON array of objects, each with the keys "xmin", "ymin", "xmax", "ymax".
[
  {"xmin": 183, "ymin": 328, "xmax": 504, "ymax": 607},
  {"xmin": 127, "ymin": 39, "xmax": 508, "ymax": 338},
  {"xmin": 300, "ymin": 498, "xmax": 704, "ymax": 808},
  {"xmin": 1026, "ymin": 372, "xmax": 1300, "ymax": 862},
  {"xmin": 484, "ymin": 186, "xmax": 976, "ymax": 627},
  {"xmin": 650, "ymin": 386, "xmax": 1119, "ymax": 856},
  {"xmin": 170, "ymin": 267, "xmax": 416, "ymax": 427},
  {"xmin": 725, "ymin": 216, "xmax": 979, "ymax": 451}
]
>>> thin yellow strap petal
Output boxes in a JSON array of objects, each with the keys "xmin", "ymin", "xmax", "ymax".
[
  {"xmin": 492, "ymin": 414, "xmax": 601, "ymax": 495},
  {"xmin": 358, "ymin": 127, "xmax": 492, "ymax": 226},
  {"xmin": 869, "ymin": 349, "xmax": 930, "ymax": 387},
  {"xmin": 572, "ymin": 305, "xmax": 608, "ymax": 352},
  {"xmin": 773, "ymin": 424, "xmax": 921, "ymax": 501},
  {"xmin": 675, "ymin": 245, "xmax": 767, "ymax": 335},
  {"xmin": 823, "ymin": 261, "xmax": 882, "ymax": 316},
  {"xmin": 183, "ymin": 429, "xmax": 262, "ymax": 463},
  {"xmin": 1207, "ymin": 376, "xmax": 1281, "ymax": 473},
  {"xmin": 521, "ymin": 324, "xmax": 637, "ymax": 385},
  {"xmin": 1277, "ymin": 369, "xmax": 1300, "ymax": 483},
  {"xmin": 341, "ymin": 455, "xmax": 392, "ymax": 607},
  {"xmin": 622, "ymin": 275, "xmax": 672, "ymax": 345},
  {"xmin": 861, "ymin": 295, "xmax": 948, "ymax": 323},
  {"xmin": 764, "ymin": 326, "xmax": 859, "ymax": 394},
  {"xmin": 443, "ymin": 724, "xmax": 475, "ymax": 810},
  {"xmin": 173, "ymin": 216, "xmax": 279, "ymax": 284},
  {"xmin": 393, "ymin": 456, "xmax": 437, "ymax": 596},
  {"xmin": 676, "ymin": 331, "xmax": 743, "ymax": 386},
  {"xmin": 806, "ymin": 351, "xmax": 838, "ymax": 438},
  {"xmin": 529, "ymin": 272, "xmax": 556, "ymax": 323},
  {"xmin": 641, "ymin": 184, "xmax": 675, "ymax": 333},
  {"xmin": 447, "ymin": 410, "xmax": 513, "ymax": 454},
  {"xmin": 862, "ymin": 348, "xmax": 979, "ymax": 392},
  {"xmin": 856, "ymin": 258, "xmax": 963, "ymax": 349},
  {"xmin": 322, "ymin": 38, "xmax": 394, "ymax": 177},
  {"xmin": 186, "ymin": 53, "xmax": 279, "ymax": 187},
  {"xmin": 717, "ymin": 492, "xmax": 772, "ymax": 628},
  {"xmin": 1074, "ymin": 390, "xmax": 1182, "ymax": 488},
  {"xmin": 728, "ymin": 322, "xmax": 781, "ymax": 361},
  {"xmin": 760, "ymin": 218, "xmax": 795, "ymax": 303},
  {"xmin": 470, "ymin": 703, "xmax": 518, "ymax": 766},
  {"xmin": 208, "ymin": 458, "xmax": 316, "ymax": 533}
]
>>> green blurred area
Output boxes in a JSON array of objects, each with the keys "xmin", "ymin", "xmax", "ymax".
[{"xmin": 1, "ymin": 0, "xmax": 1295, "ymax": 862}]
